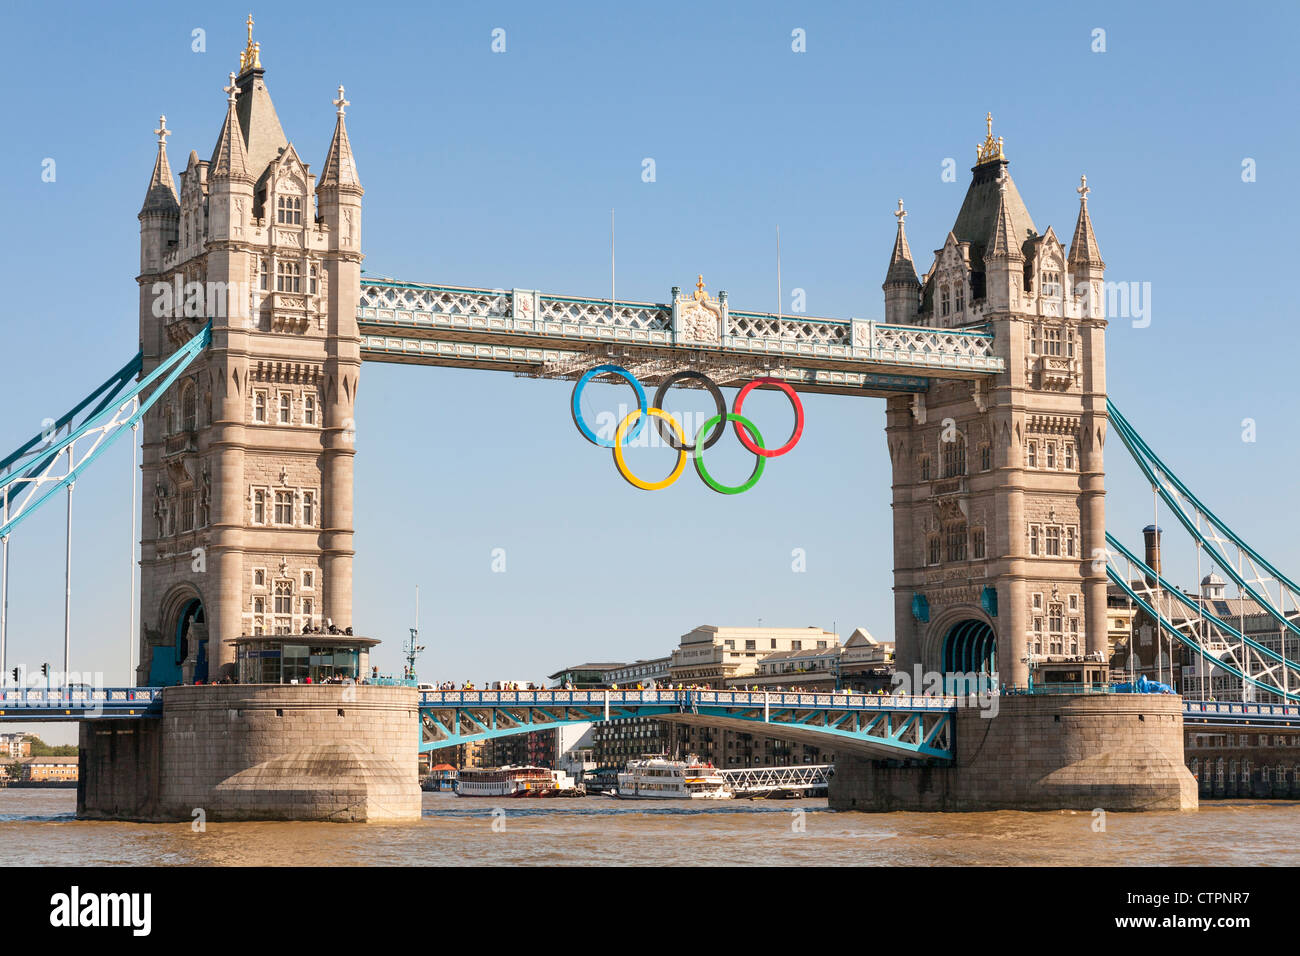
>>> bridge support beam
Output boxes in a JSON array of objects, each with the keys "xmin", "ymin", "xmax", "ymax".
[{"xmin": 828, "ymin": 694, "xmax": 1196, "ymax": 811}]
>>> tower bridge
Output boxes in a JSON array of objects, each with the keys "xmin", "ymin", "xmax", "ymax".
[{"xmin": 7, "ymin": 21, "xmax": 1299, "ymax": 820}]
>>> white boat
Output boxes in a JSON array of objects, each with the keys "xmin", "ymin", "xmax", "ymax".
[
  {"xmin": 616, "ymin": 756, "xmax": 733, "ymax": 800},
  {"xmin": 456, "ymin": 765, "xmax": 581, "ymax": 798}
]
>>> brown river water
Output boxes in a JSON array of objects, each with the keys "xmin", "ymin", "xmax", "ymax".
[{"xmin": 0, "ymin": 789, "xmax": 1293, "ymax": 866}]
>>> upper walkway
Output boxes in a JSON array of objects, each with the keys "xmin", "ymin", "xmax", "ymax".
[{"xmin": 357, "ymin": 277, "xmax": 1004, "ymax": 397}]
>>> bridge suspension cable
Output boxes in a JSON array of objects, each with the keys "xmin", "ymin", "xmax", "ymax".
[{"xmin": 1108, "ymin": 399, "xmax": 1300, "ymax": 700}]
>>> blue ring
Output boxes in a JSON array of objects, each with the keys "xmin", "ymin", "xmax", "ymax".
[{"xmin": 571, "ymin": 364, "xmax": 648, "ymax": 447}]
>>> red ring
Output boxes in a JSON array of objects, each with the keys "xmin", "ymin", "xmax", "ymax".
[{"xmin": 731, "ymin": 378, "xmax": 804, "ymax": 457}]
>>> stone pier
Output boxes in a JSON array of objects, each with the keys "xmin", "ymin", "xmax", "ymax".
[
  {"xmin": 829, "ymin": 694, "xmax": 1197, "ymax": 812},
  {"xmin": 78, "ymin": 685, "xmax": 421, "ymax": 822}
]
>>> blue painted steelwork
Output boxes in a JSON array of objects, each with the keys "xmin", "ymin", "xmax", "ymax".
[
  {"xmin": 1183, "ymin": 700, "xmax": 1300, "ymax": 728},
  {"xmin": 0, "ymin": 687, "xmax": 163, "ymax": 719},
  {"xmin": 1105, "ymin": 535, "xmax": 1300, "ymax": 703},
  {"xmin": 942, "ymin": 619, "xmax": 995, "ymax": 674},
  {"xmin": 418, "ymin": 688, "xmax": 957, "ymax": 760},
  {"xmin": 1109, "ymin": 399, "xmax": 1300, "ymax": 645},
  {"xmin": 0, "ymin": 323, "xmax": 211, "ymax": 539}
]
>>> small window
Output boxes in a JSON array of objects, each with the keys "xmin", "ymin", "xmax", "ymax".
[
  {"xmin": 920, "ymin": 455, "xmax": 932, "ymax": 481},
  {"xmin": 302, "ymin": 491, "xmax": 315, "ymax": 527},
  {"xmin": 1069, "ymin": 594, "xmax": 1079, "ymax": 611},
  {"xmin": 276, "ymin": 260, "xmax": 301, "ymax": 293},
  {"xmin": 253, "ymin": 569, "xmax": 266, "ymax": 588},
  {"xmin": 971, "ymin": 527, "xmax": 986, "ymax": 560},
  {"xmin": 309, "ymin": 263, "xmax": 319, "ymax": 295},
  {"xmin": 1029, "ymin": 525, "xmax": 1040, "ymax": 556},
  {"xmin": 1066, "ymin": 527, "xmax": 1077, "ymax": 558},
  {"xmin": 301, "ymin": 570, "xmax": 314, "ymax": 590},
  {"xmin": 1064, "ymin": 442, "xmax": 1075, "ymax": 470},
  {"xmin": 259, "ymin": 258, "xmax": 270, "ymax": 291},
  {"xmin": 253, "ymin": 391, "xmax": 267, "ymax": 424},
  {"xmin": 181, "ymin": 384, "xmax": 197, "ymax": 432},
  {"xmin": 274, "ymin": 490, "xmax": 293, "ymax": 525},
  {"xmin": 278, "ymin": 392, "xmax": 291, "ymax": 425},
  {"xmin": 1027, "ymin": 441, "xmax": 1037, "ymax": 468},
  {"xmin": 276, "ymin": 195, "xmax": 303, "ymax": 225},
  {"xmin": 940, "ymin": 286, "xmax": 951, "ymax": 318},
  {"xmin": 1046, "ymin": 526, "xmax": 1061, "ymax": 556},
  {"xmin": 927, "ymin": 534, "xmax": 941, "ymax": 565},
  {"xmin": 303, "ymin": 394, "xmax": 317, "ymax": 426},
  {"xmin": 979, "ymin": 443, "xmax": 991, "ymax": 472},
  {"xmin": 1045, "ymin": 442, "xmax": 1056, "ymax": 469},
  {"xmin": 301, "ymin": 597, "xmax": 314, "ymax": 620},
  {"xmin": 253, "ymin": 489, "xmax": 266, "ymax": 524},
  {"xmin": 954, "ymin": 285, "xmax": 964, "ymax": 313}
]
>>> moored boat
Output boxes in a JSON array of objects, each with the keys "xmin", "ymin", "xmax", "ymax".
[
  {"xmin": 455, "ymin": 765, "xmax": 583, "ymax": 797},
  {"xmin": 616, "ymin": 755, "xmax": 733, "ymax": 800}
]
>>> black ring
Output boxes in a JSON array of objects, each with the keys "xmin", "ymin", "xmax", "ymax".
[{"xmin": 652, "ymin": 371, "xmax": 727, "ymax": 452}]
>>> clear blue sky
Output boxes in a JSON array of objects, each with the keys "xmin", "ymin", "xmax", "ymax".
[{"xmin": 2, "ymin": 1, "xmax": 1298, "ymax": 742}]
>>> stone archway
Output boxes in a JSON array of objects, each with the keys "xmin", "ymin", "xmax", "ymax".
[
  {"xmin": 941, "ymin": 618, "xmax": 997, "ymax": 676},
  {"xmin": 148, "ymin": 587, "xmax": 207, "ymax": 686}
]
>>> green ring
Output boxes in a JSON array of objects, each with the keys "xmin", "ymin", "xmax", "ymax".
[{"xmin": 693, "ymin": 413, "xmax": 765, "ymax": 495}]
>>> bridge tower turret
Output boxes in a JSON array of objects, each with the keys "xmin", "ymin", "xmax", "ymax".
[
  {"xmin": 887, "ymin": 116, "xmax": 1108, "ymax": 690},
  {"xmin": 136, "ymin": 19, "xmax": 361, "ymax": 683}
]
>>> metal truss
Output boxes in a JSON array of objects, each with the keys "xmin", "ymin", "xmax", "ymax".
[
  {"xmin": 1109, "ymin": 399, "xmax": 1300, "ymax": 648},
  {"xmin": 0, "ymin": 687, "xmax": 163, "ymax": 719},
  {"xmin": 417, "ymin": 689, "xmax": 956, "ymax": 760},
  {"xmin": 1105, "ymin": 533, "xmax": 1300, "ymax": 703},
  {"xmin": 717, "ymin": 764, "xmax": 833, "ymax": 792},
  {"xmin": 358, "ymin": 277, "xmax": 1003, "ymax": 382},
  {"xmin": 0, "ymin": 323, "xmax": 211, "ymax": 539}
]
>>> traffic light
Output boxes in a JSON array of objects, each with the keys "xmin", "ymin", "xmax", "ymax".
[
  {"xmin": 40, "ymin": 663, "xmax": 48, "ymax": 678},
  {"xmin": 8, "ymin": 668, "xmax": 16, "ymax": 683}
]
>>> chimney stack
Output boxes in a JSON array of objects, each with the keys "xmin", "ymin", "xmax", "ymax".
[{"xmin": 1142, "ymin": 525, "xmax": 1162, "ymax": 586}]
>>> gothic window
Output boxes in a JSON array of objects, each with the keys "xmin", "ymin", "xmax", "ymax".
[
  {"xmin": 940, "ymin": 286, "xmax": 951, "ymax": 318},
  {"xmin": 253, "ymin": 596, "xmax": 265, "ymax": 636},
  {"xmin": 303, "ymin": 394, "xmax": 317, "ymax": 426},
  {"xmin": 253, "ymin": 569, "xmax": 266, "ymax": 588},
  {"xmin": 1043, "ymin": 326, "xmax": 1062, "ymax": 356},
  {"xmin": 274, "ymin": 490, "xmax": 294, "ymax": 525},
  {"xmin": 1029, "ymin": 525, "xmax": 1040, "ymax": 556},
  {"xmin": 301, "ymin": 597, "xmax": 314, "ymax": 622},
  {"xmin": 252, "ymin": 489, "xmax": 266, "ymax": 524},
  {"xmin": 1069, "ymin": 618, "xmax": 1080, "ymax": 656},
  {"xmin": 253, "ymin": 391, "xmax": 267, "ymax": 424},
  {"xmin": 165, "ymin": 402, "xmax": 176, "ymax": 435},
  {"xmin": 1042, "ymin": 271, "xmax": 1062, "ymax": 297},
  {"xmin": 979, "ymin": 443, "xmax": 991, "ymax": 472},
  {"xmin": 1069, "ymin": 594, "xmax": 1079, "ymax": 612},
  {"xmin": 181, "ymin": 383, "xmax": 197, "ymax": 432},
  {"xmin": 1027, "ymin": 441, "xmax": 1037, "ymax": 467},
  {"xmin": 919, "ymin": 455, "xmax": 932, "ymax": 482},
  {"xmin": 276, "ymin": 195, "xmax": 303, "ymax": 225},
  {"xmin": 1064, "ymin": 442, "xmax": 1075, "ymax": 470},
  {"xmin": 301, "ymin": 569, "xmax": 314, "ymax": 590},
  {"xmin": 278, "ymin": 392, "xmax": 291, "ymax": 425},
  {"xmin": 1045, "ymin": 442, "xmax": 1056, "ymax": 469},
  {"xmin": 277, "ymin": 260, "xmax": 301, "ymax": 293},
  {"xmin": 1066, "ymin": 527, "xmax": 1077, "ymax": 558},
  {"xmin": 971, "ymin": 527, "xmax": 986, "ymax": 560},
  {"xmin": 927, "ymin": 534, "xmax": 941, "ymax": 565},
  {"xmin": 273, "ymin": 580, "xmax": 293, "ymax": 634},
  {"xmin": 941, "ymin": 434, "xmax": 966, "ymax": 478},
  {"xmin": 302, "ymin": 491, "xmax": 316, "ymax": 527},
  {"xmin": 259, "ymin": 258, "xmax": 270, "ymax": 291},
  {"xmin": 954, "ymin": 284, "xmax": 965, "ymax": 313},
  {"xmin": 178, "ymin": 488, "xmax": 195, "ymax": 533},
  {"xmin": 1066, "ymin": 327, "xmax": 1076, "ymax": 358},
  {"xmin": 309, "ymin": 263, "xmax": 319, "ymax": 295},
  {"xmin": 1046, "ymin": 525, "xmax": 1061, "ymax": 556},
  {"xmin": 944, "ymin": 520, "xmax": 967, "ymax": 562}
]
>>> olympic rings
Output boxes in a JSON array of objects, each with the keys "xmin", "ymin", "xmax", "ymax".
[
  {"xmin": 652, "ymin": 370, "xmax": 727, "ymax": 452},
  {"xmin": 571, "ymin": 364, "xmax": 647, "ymax": 448},
  {"xmin": 613, "ymin": 409, "xmax": 688, "ymax": 490},
  {"xmin": 732, "ymin": 377, "xmax": 804, "ymax": 457},
  {"xmin": 572, "ymin": 364, "xmax": 805, "ymax": 494},
  {"xmin": 693, "ymin": 413, "xmax": 765, "ymax": 495}
]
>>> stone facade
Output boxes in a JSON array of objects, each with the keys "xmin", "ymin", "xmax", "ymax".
[
  {"xmin": 886, "ymin": 122, "xmax": 1108, "ymax": 688},
  {"xmin": 136, "ymin": 39, "xmax": 362, "ymax": 683},
  {"xmin": 829, "ymin": 694, "xmax": 1196, "ymax": 811},
  {"xmin": 78, "ymin": 685, "xmax": 419, "ymax": 822}
]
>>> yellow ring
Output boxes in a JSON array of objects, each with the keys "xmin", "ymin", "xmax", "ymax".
[{"xmin": 612, "ymin": 408, "xmax": 687, "ymax": 490}]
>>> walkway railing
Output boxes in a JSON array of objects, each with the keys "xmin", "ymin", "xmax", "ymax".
[{"xmin": 417, "ymin": 688, "xmax": 960, "ymax": 711}]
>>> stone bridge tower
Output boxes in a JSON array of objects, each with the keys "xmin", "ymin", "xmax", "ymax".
[
  {"xmin": 135, "ymin": 20, "xmax": 362, "ymax": 683},
  {"xmin": 886, "ymin": 117, "xmax": 1108, "ymax": 689}
]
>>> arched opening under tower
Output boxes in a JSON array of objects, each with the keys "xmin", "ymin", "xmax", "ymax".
[
  {"xmin": 149, "ymin": 597, "xmax": 207, "ymax": 685},
  {"xmin": 941, "ymin": 619, "xmax": 996, "ymax": 689}
]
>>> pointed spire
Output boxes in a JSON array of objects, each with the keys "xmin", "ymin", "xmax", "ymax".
[
  {"xmin": 319, "ymin": 85, "xmax": 362, "ymax": 189},
  {"xmin": 985, "ymin": 173, "xmax": 1023, "ymax": 261},
  {"xmin": 884, "ymin": 199, "xmax": 919, "ymax": 285},
  {"xmin": 140, "ymin": 115, "xmax": 180, "ymax": 214},
  {"xmin": 1068, "ymin": 174, "xmax": 1104, "ymax": 268},
  {"xmin": 210, "ymin": 73, "xmax": 250, "ymax": 180}
]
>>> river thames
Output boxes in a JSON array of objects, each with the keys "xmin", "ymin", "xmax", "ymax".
[{"xmin": 1, "ymin": 790, "xmax": 1296, "ymax": 866}]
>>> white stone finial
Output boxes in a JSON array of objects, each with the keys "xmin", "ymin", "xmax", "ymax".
[
  {"xmin": 894, "ymin": 198, "xmax": 906, "ymax": 225},
  {"xmin": 154, "ymin": 115, "xmax": 171, "ymax": 146},
  {"xmin": 224, "ymin": 72, "xmax": 239, "ymax": 106},
  {"xmin": 1077, "ymin": 174, "xmax": 1090, "ymax": 202},
  {"xmin": 333, "ymin": 85, "xmax": 349, "ymax": 117}
]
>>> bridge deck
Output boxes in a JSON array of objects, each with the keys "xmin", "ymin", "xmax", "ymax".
[{"xmin": 358, "ymin": 278, "xmax": 1003, "ymax": 396}]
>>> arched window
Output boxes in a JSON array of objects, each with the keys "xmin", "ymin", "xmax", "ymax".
[
  {"xmin": 944, "ymin": 519, "xmax": 967, "ymax": 562},
  {"xmin": 942, "ymin": 433, "xmax": 966, "ymax": 478},
  {"xmin": 278, "ymin": 393, "xmax": 291, "ymax": 425},
  {"xmin": 940, "ymin": 285, "xmax": 951, "ymax": 318},
  {"xmin": 180, "ymin": 383, "xmax": 197, "ymax": 432},
  {"xmin": 927, "ymin": 534, "xmax": 941, "ymax": 565},
  {"xmin": 919, "ymin": 455, "xmax": 932, "ymax": 482}
]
